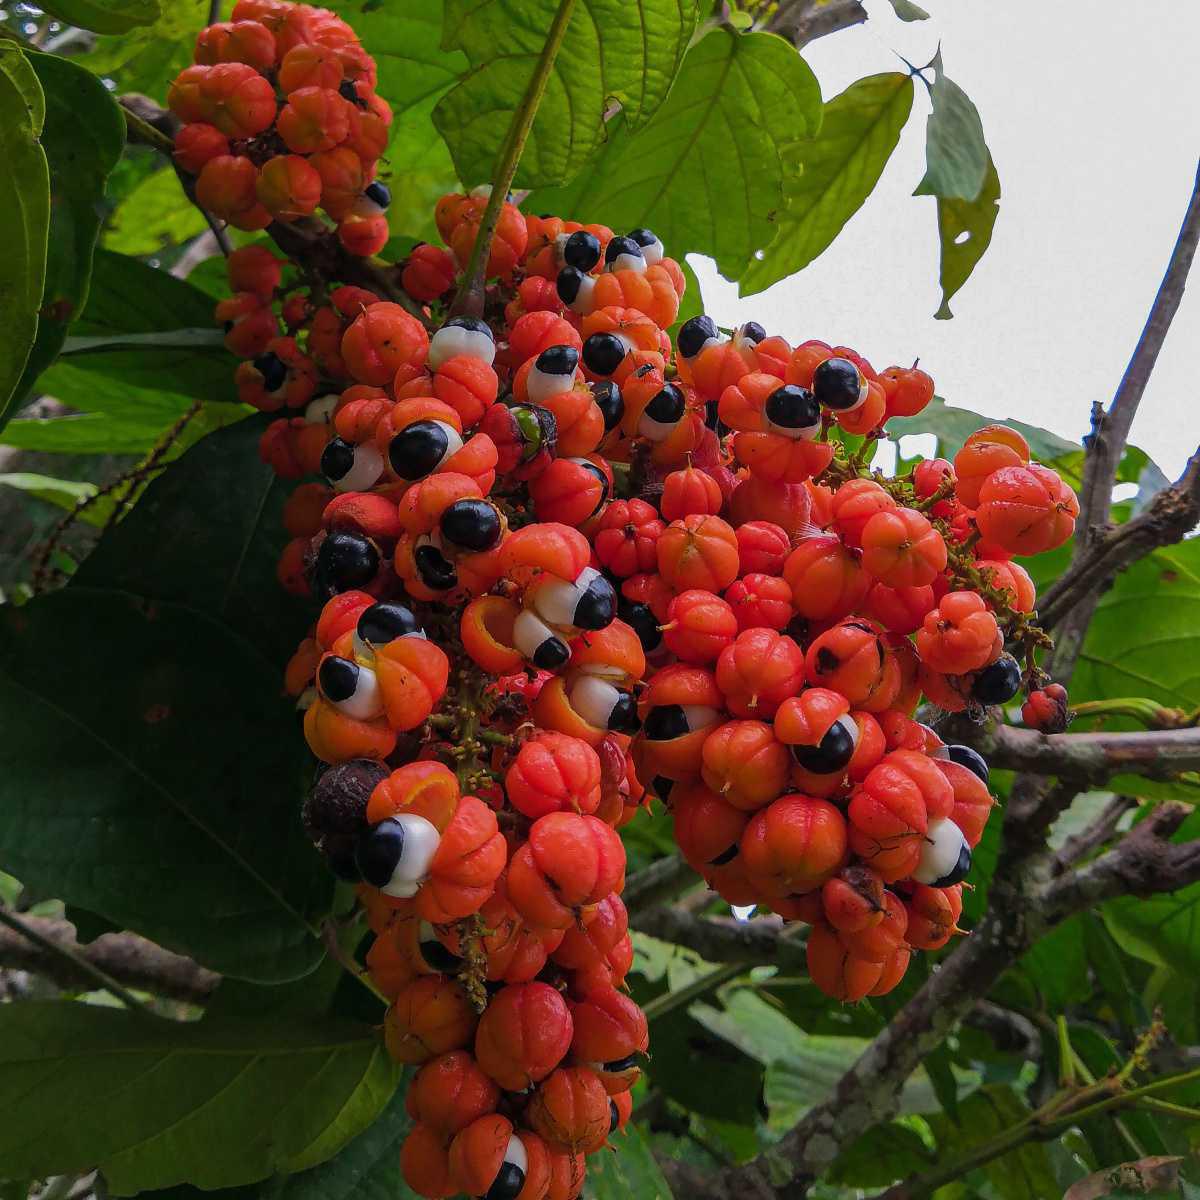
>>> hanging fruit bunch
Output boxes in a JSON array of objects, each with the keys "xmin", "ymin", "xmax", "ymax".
[{"xmin": 174, "ymin": 5, "xmax": 1081, "ymax": 1195}]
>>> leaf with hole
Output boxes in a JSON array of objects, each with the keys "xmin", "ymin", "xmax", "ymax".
[
  {"xmin": 933, "ymin": 152, "xmax": 1000, "ymax": 318},
  {"xmin": 740, "ymin": 72, "xmax": 913, "ymax": 294},
  {"xmin": 0, "ymin": 1002, "xmax": 400, "ymax": 1194},
  {"xmin": 526, "ymin": 29, "xmax": 822, "ymax": 280},
  {"xmin": 434, "ymin": 0, "xmax": 702, "ymax": 189}
]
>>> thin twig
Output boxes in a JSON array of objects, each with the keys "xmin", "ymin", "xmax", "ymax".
[
  {"xmin": 0, "ymin": 909, "xmax": 156, "ymax": 1014},
  {"xmin": 449, "ymin": 0, "xmax": 578, "ymax": 318},
  {"xmin": 1055, "ymin": 795, "xmax": 1138, "ymax": 869}
]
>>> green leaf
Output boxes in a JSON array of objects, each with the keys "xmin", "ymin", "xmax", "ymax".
[
  {"xmin": 889, "ymin": 0, "xmax": 930, "ymax": 18},
  {"xmin": 434, "ymin": 0, "xmax": 703, "ymax": 189},
  {"xmin": 14, "ymin": 52, "xmax": 125, "ymax": 407},
  {"xmin": 78, "ymin": 0, "xmax": 208, "ymax": 96},
  {"xmin": 740, "ymin": 72, "xmax": 913, "ymax": 294},
  {"xmin": 587, "ymin": 1125, "xmax": 675, "ymax": 1199},
  {"xmin": 888, "ymin": 395, "xmax": 1078, "ymax": 462},
  {"xmin": 527, "ymin": 30, "xmax": 822, "ymax": 280},
  {"xmin": 0, "ymin": 471, "xmax": 106, "ymax": 526},
  {"xmin": 0, "ymin": 43, "xmax": 50, "ymax": 425},
  {"xmin": 0, "ymin": 1002, "xmax": 400, "ymax": 1194},
  {"xmin": 1018, "ymin": 916, "xmax": 1089, "ymax": 1009},
  {"xmin": 0, "ymin": 404, "xmax": 246, "ymax": 455},
  {"xmin": 914, "ymin": 52, "xmax": 989, "ymax": 202},
  {"xmin": 830, "ymin": 1122, "xmax": 935, "ymax": 1187},
  {"xmin": 0, "ymin": 421, "xmax": 328, "ymax": 980},
  {"xmin": 927, "ymin": 1087, "xmax": 1059, "ymax": 1200},
  {"xmin": 933, "ymin": 152, "xmax": 1000, "ymax": 319},
  {"xmin": 1104, "ymin": 812, "xmax": 1200, "ymax": 972},
  {"xmin": 103, "ymin": 164, "xmax": 210, "ymax": 256},
  {"xmin": 40, "ymin": 0, "xmax": 162, "ymax": 33}
]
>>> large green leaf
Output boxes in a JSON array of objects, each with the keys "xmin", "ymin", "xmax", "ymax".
[
  {"xmin": 933, "ymin": 153, "xmax": 1000, "ymax": 319},
  {"xmin": 0, "ymin": 1002, "xmax": 400, "ymax": 1194},
  {"xmin": 830, "ymin": 1122, "xmax": 935, "ymax": 1188},
  {"xmin": 0, "ymin": 403, "xmax": 246, "ymax": 455},
  {"xmin": 913, "ymin": 52, "xmax": 989, "ymax": 202},
  {"xmin": 0, "ymin": 43, "xmax": 50, "ymax": 425},
  {"xmin": 887, "ymin": 395, "xmax": 1078, "ymax": 462},
  {"xmin": 526, "ymin": 30, "xmax": 822, "ymax": 280},
  {"xmin": 740, "ymin": 72, "xmax": 913, "ymax": 294},
  {"xmin": 103, "ymin": 164, "xmax": 210, "ymax": 256},
  {"xmin": 1104, "ymin": 810, "xmax": 1200, "ymax": 972},
  {"xmin": 0, "ymin": 421, "xmax": 327, "ymax": 980},
  {"xmin": 14, "ymin": 52, "xmax": 125, "ymax": 407},
  {"xmin": 78, "ymin": 0, "xmax": 209, "ymax": 95},
  {"xmin": 40, "ymin": 0, "xmax": 162, "ymax": 33},
  {"xmin": 434, "ymin": 0, "xmax": 702, "ymax": 189}
]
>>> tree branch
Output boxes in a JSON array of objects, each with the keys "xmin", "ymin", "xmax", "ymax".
[
  {"xmin": 1039, "ymin": 447, "xmax": 1200, "ymax": 636},
  {"xmin": 957, "ymin": 723, "xmax": 1200, "ymax": 784},
  {"xmin": 623, "ymin": 854, "xmax": 698, "ymax": 913},
  {"xmin": 0, "ymin": 912, "xmax": 217, "ymax": 1005},
  {"xmin": 765, "ymin": 0, "xmax": 868, "ymax": 47},
  {"xmin": 1055, "ymin": 795, "xmax": 1138, "ymax": 869},
  {"xmin": 630, "ymin": 906, "xmax": 808, "ymax": 970},
  {"xmin": 1052, "ymin": 160, "xmax": 1200, "ymax": 679}
]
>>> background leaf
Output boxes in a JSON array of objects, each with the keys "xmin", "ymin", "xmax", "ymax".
[
  {"xmin": 0, "ymin": 1002, "xmax": 400, "ymax": 1194},
  {"xmin": 76, "ymin": 0, "xmax": 209, "ymax": 95},
  {"xmin": 739, "ymin": 71, "xmax": 913, "ymax": 294},
  {"xmin": 933, "ymin": 153, "xmax": 1000, "ymax": 318},
  {"xmin": 586, "ymin": 1125, "xmax": 675, "ymax": 1199},
  {"xmin": 434, "ymin": 0, "xmax": 702, "ymax": 189},
  {"xmin": 14, "ymin": 51, "xmax": 125, "ymax": 406},
  {"xmin": 0, "ymin": 43, "xmax": 50, "ymax": 425},
  {"xmin": 103, "ymin": 165, "xmax": 210, "ymax": 256},
  {"xmin": 527, "ymin": 30, "xmax": 822, "ymax": 280},
  {"xmin": 40, "ymin": 0, "xmax": 162, "ymax": 34}
]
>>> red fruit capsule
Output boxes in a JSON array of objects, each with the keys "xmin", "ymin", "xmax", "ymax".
[
  {"xmin": 783, "ymin": 535, "xmax": 870, "ymax": 623},
  {"xmin": 735, "ymin": 520, "xmax": 791, "ymax": 576},
  {"xmin": 505, "ymin": 732, "xmax": 603, "ymax": 820},
  {"xmin": 831, "ymin": 479, "xmax": 897, "ymax": 549},
  {"xmin": 715, "ymin": 628, "xmax": 805, "ymax": 719},
  {"xmin": 916, "ymin": 591, "xmax": 1001, "ymax": 675},
  {"xmin": 740, "ymin": 794, "xmax": 848, "ymax": 898},
  {"xmin": 904, "ymin": 883, "xmax": 963, "ymax": 951},
  {"xmin": 724, "ymin": 573, "xmax": 794, "ymax": 632},
  {"xmin": 527, "ymin": 1066, "xmax": 612, "ymax": 1153},
  {"xmin": 700, "ymin": 720, "xmax": 791, "ymax": 811},
  {"xmin": 656, "ymin": 514, "xmax": 739, "ymax": 593},
  {"xmin": 593, "ymin": 499, "xmax": 664, "ymax": 579},
  {"xmin": 384, "ymin": 976, "xmax": 477, "ymax": 1064},
  {"xmin": 568, "ymin": 986, "xmax": 648, "ymax": 1093},
  {"xmin": 661, "ymin": 589, "xmax": 738, "ymax": 664},
  {"xmin": 838, "ymin": 889, "xmax": 908, "ymax": 962},
  {"xmin": 474, "ymin": 981, "xmax": 573, "ymax": 1091},
  {"xmin": 821, "ymin": 865, "xmax": 886, "ymax": 934},
  {"xmin": 953, "ymin": 424, "xmax": 1029, "ymax": 509},
  {"xmin": 805, "ymin": 619, "xmax": 901, "ymax": 712},
  {"xmin": 407, "ymin": 1051, "xmax": 500, "ymax": 1138},
  {"xmin": 860, "ymin": 507, "xmax": 947, "ymax": 589},
  {"xmin": 806, "ymin": 922, "xmax": 883, "ymax": 1002}
]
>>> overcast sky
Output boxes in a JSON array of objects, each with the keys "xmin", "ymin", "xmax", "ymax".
[{"xmin": 691, "ymin": 0, "xmax": 1200, "ymax": 481}]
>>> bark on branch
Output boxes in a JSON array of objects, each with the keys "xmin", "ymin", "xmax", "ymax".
[
  {"xmin": 0, "ymin": 915, "xmax": 218, "ymax": 1004},
  {"xmin": 630, "ymin": 906, "xmax": 807, "ymax": 970},
  {"xmin": 765, "ymin": 0, "xmax": 868, "ymax": 47}
]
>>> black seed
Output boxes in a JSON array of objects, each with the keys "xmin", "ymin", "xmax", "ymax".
[
  {"xmin": 608, "ymin": 692, "xmax": 641, "ymax": 733},
  {"xmin": 628, "ymin": 227, "xmax": 658, "ymax": 249},
  {"xmin": 650, "ymin": 775, "xmax": 674, "ymax": 802},
  {"xmin": 791, "ymin": 720, "xmax": 855, "ymax": 774},
  {"xmin": 678, "ymin": 315, "xmax": 718, "ymax": 359},
  {"xmin": 420, "ymin": 933, "xmax": 462, "ymax": 973},
  {"xmin": 945, "ymin": 744, "xmax": 989, "ymax": 784},
  {"xmin": 253, "ymin": 351, "xmax": 287, "ymax": 392},
  {"xmin": 318, "ymin": 656, "xmax": 360, "ymax": 702},
  {"xmin": 604, "ymin": 234, "xmax": 642, "ymax": 265},
  {"xmin": 223, "ymin": 320, "xmax": 234, "ymax": 332},
  {"xmin": 562, "ymin": 229, "xmax": 601, "ymax": 271},
  {"xmin": 338, "ymin": 79, "xmax": 367, "ymax": 106},
  {"xmin": 414, "ymin": 543, "xmax": 458, "ymax": 591},
  {"xmin": 444, "ymin": 314, "xmax": 493, "ymax": 336},
  {"xmin": 485, "ymin": 1163, "xmax": 525, "ymax": 1200},
  {"xmin": 765, "ymin": 385, "xmax": 820, "ymax": 431},
  {"xmin": 557, "ymin": 266, "xmax": 585, "ymax": 304},
  {"xmin": 535, "ymin": 344, "xmax": 579, "ymax": 376},
  {"xmin": 315, "ymin": 531, "xmax": 379, "ymax": 597},
  {"xmin": 812, "ymin": 357, "xmax": 863, "ymax": 411},
  {"xmin": 364, "ymin": 180, "xmax": 391, "ymax": 209},
  {"xmin": 603, "ymin": 1053, "xmax": 640, "ymax": 1073},
  {"xmin": 320, "ymin": 436, "xmax": 356, "ymax": 482},
  {"xmin": 740, "ymin": 321, "xmax": 767, "ymax": 344},
  {"xmin": 609, "ymin": 1099, "xmax": 620, "ymax": 1132},
  {"xmin": 815, "ymin": 647, "xmax": 839, "ymax": 674},
  {"xmin": 324, "ymin": 838, "xmax": 361, "ymax": 882},
  {"xmin": 710, "ymin": 843, "xmax": 739, "ymax": 866},
  {"xmin": 644, "ymin": 704, "xmax": 689, "ymax": 741},
  {"xmin": 441, "ymin": 498, "xmax": 502, "ymax": 552},
  {"xmin": 355, "ymin": 818, "xmax": 405, "ymax": 888},
  {"xmin": 532, "ymin": 636, "xmax": 570, "ymax": 670},
  {"xmin": 592, "ymin": 380, "xmax": 624, "ymax": 431},
  {"xmin": 932, "ymin": 841, "xmax": 972, "ymax": 887},
  {"xmin": 357, "ymin": 602, "xmax": 420, "ymax": 645},
  {"xmin": 972, "ymin": 654, "xmax": 1021, "ymax": 705},
  {"xmin": 389, "ymin": 420, "xmax": 449, "ymax": 479},
  {"xmin": 573, "ymin": 573, "xmax": 616, "ymax": 630},
  {"xmin": 583, "ymin": 332, "xmax": 626, "ymax": 377},
  {"xmin": 645, "ymin": 383, "xmax": 685, "ymax": 424},
  {"xmin": 618, "ymin": 598, "xmax": 662, "ymax": 652}
]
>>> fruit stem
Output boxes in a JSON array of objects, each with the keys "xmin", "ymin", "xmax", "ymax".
[{"xmin": 450, "ymin": 0, "xmax": 578, "ymax": 318}]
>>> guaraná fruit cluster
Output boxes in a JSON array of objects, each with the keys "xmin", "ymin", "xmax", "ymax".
[{"xmin": 180, "ymin": 7, "xmax": 1081, "ymax": 1196}]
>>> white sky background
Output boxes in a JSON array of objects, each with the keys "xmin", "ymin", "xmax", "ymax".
[{"xmin": 690, "ymin": 0, "xmax": 1200, "ymax": 480}]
